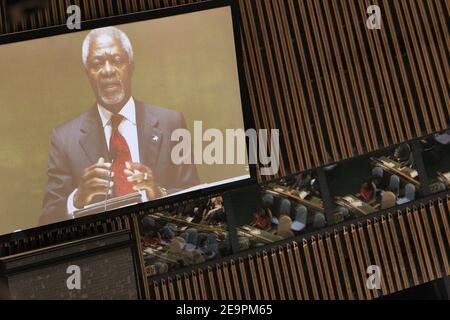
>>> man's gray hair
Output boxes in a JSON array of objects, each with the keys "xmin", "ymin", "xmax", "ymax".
[{"xmin": 82, "ymin": 26, "xmax": 134, "ymax": 67}]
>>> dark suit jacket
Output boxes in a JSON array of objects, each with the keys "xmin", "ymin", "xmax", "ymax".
[{"xmin": 40, "ymin": 100, "xmax": 200, "ymax": 226}]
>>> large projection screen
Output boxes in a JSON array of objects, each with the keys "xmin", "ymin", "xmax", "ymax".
[{"xmin": 0, "ymin": 3, "xmax": 251, "ymax": 235}]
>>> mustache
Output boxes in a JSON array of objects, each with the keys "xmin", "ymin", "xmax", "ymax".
[{"xmin": 99, "ymin": 78, "xmax": 123, "ymax": 87}]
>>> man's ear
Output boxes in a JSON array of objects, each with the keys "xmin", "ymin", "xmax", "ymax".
[
  {"xmin": 84, "ymin": 65, "xmax": 93, "ymax": 79},
  {"xmin": 84, "ymin": 67, "xmax": 94, "ymax": 86}
]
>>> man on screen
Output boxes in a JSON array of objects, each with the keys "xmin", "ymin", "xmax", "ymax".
[{"xmin": 39, "ymin": 27, "xmax": 199, "ymax": 226}]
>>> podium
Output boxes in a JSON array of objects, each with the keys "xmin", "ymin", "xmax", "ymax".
[{"xmin": 74, "ymin": 192, "xmax": 148, "ymax": 218}]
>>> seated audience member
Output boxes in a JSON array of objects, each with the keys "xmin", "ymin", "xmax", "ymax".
[
  {"xmin": 371, "ymin": 175, "xmax": 384, "ymax": 194},
  {"xmin": 283, "ymin": 172, "xmax": 311, "ymax": 190},
  {"xmin": 253, "ymin": 207, "xmax": 272, "ymax": 231},
  {"xmin": 359, "ymin": 176, "xmax": 377, "ymax": 204},
  {"xmin": 393, "ymin": 143, "xmax": 414, "ymax": 168},
  {"xmin": 310, "ymin": 178, "xmax": 321, "ymax": 197}
]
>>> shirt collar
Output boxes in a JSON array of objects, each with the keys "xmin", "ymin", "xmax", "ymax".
[{"xmin": 97, "ymin": 97, "xmax": 136, "ymax": 127}]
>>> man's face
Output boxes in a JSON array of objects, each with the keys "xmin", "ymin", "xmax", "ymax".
[{"xmin": 85, "ymin": 34, "xmax": 134, "ymax": 112}]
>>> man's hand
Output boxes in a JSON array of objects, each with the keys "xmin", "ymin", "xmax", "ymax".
[
  {"xmin": 73, "ymin": 157, "xmax": 113, "ymax": 209},
  {"xmin": 124, "ymin": 162, "xmax": 166, "ymax": 200}
]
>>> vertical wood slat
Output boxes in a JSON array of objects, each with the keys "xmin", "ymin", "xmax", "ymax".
[
  {"xmin": 191, "ymin": 271, "xmax": 200, "ymax": 300},
  {"xmin": 420, "ymin": 204, "xmax": 442, "ymax": 279},
  {"xmin": 387, "ymin": 213, "xmax": 409, "ymax": 290},
  {"xmin": 301, "ymin": 239, "xmax": 319, "ymax": 299},
  {"xmin": 333, "ymin": 229, "xmax": 354, "ymax": 299},
  {"xmin": 325, "ymin": 233, "xmax": 345, "ymax": 300},
  {"xmin": 207, "ymin": 266, "xmax": 218, "ymax": 300},
  {"xmin": 124, "ymin": 0, "xmax": 132, "ymax": 13},
  {"xmin": 350, "ymin": 225, "xmax": 372, "ymax": 299},
  {"xmin": 428, "ymin": 202, "xmax": 450, "ymax": 276},
  {"xmin": 292, "ymin": 241, "xmax": 310, "ymax": 299},
  {"xmin": 380, "ymin": 216, "xmax": 402, "ymax": 292},
  {"xmin": 105, "ymin": 0, "xmax": 114, "ymax": 16},
  {"xmin": 153, "ymin": 281, "xmax": 161, "ymax": 300},
  {"xmin": 286, "ymin": 244, "xmax": 303, "ymax": 300},
  {"xmin": 357, "ymin": 223, "xmax": 379, "ymax": 299},
  {"xmin": 176, "ymin": 275, "xmax": 184, "ymax": 300},
  {"xmin": 317, "ymin": 235, "xmax": 335, "ymax": 300},
  {"xmin": 262, "ymin": 251, "xmax": 277, "ymax": 299},
  {"xmin": 248, "ymin": 255, "xmax": 261, "ymax": 300},
  {"xmin": 310, "ymin": 237, "xmax": 328, "ymax": 299},
  {"xmin": 97, "ymin": 0, "xmax": 106, "ymax": 17},
  {"xmin": 198, "ymin": 269, "xmax": 208, "ymax": 300},
  {"xmin": 238, "ymin": 257, "xmax": 251, "ymax": 300},
  {"xmin": 270, "ymin": 248, "xmax": 286, "ymax": 300},
  {"xmin": 230, "ymin": 260, "xmax": 243, "ymax": 300},
  {"xmin": 277, "ymin": 247, "xmax": 294, "ymax": 300},
  {"xmin": 343, "ymin": 227, "xmax": 365, "ymax": 299},
  {"xmin": 255, "ymin": 252, "xmax": 269, "ymax": 300},
  {"xmin": 412, "ymin": 206, "xmax": 436, "ymax": 281},
  {"xmin": 222, "ymin": 262, "xmax": 234, "ymax": 300},
  {"xmin": 83, "ymin": 0, "xmax": 92, "ymax": 20},
  {"xmin": 36, "ymin": 4, "xmax": 45, "ymax": 28}
]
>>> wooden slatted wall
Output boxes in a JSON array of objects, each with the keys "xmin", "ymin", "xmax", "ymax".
[
  {"xmin": 240, "ymin": 0, "xmax": 450, "ymax": 180},
  {"xmin": 152, "ymin": 196, "xmax": 450, "ymax": 300},
  {"xmin": 0, "ymin": 216, "xmax": 131, "ymax": 258}
]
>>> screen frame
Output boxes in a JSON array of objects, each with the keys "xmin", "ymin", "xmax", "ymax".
[{"xmin": 0, "ymin": 0, "xmax": 258, "ymax": 239}]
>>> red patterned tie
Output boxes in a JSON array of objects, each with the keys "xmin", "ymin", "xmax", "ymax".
[{"xmin": 110, "ymin": 114, "xmax": 134, "ymax": 197}]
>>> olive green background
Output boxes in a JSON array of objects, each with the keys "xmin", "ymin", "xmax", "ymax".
[{"xmin": 0, "ymin": 7, "xmax": 248, "ymax": 236}]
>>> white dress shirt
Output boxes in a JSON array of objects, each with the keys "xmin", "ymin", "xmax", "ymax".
[{"xmin": 67, "ymin": 97, "xmax": 140, "ymax": 216}]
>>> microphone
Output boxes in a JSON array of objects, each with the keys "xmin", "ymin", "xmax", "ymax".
[{"xmin": 104, "ymin": 149, "xmax": 117, "ymax": 212}]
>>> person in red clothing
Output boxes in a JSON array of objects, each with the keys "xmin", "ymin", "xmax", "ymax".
[
  {"xmin": 358, "ymin": 175, "xmax": 381, "ymax": 204},
  {"xmin": 253, "ymin": 208, "xmax": 272, "ymax": 231}
]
